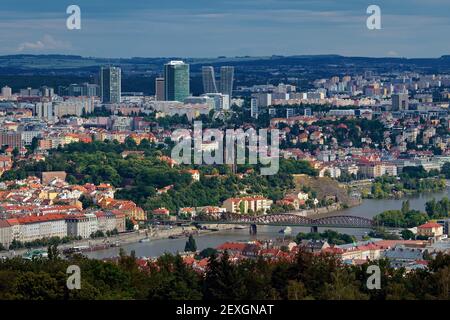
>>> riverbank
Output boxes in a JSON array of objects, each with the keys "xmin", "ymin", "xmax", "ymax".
[
  {"xmin": 80, "ymin": 189, "xmax": 450, "ymax": 259},
  {"xmin": 2, "ymin": 189, "xmax": 448, "ymax": 260},
  {"xmin": 287, "ymin": 199, "xmax": 361, "ymax": 218},
  {"xmin": 0, "ymin": 224, "xmax": 238, "ymax": 258}
]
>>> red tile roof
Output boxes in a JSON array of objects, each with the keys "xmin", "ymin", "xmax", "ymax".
[
  {"xmin": 216, "ymin": 242, "xmax": 247, "ymax": 251},
  {"xmin": 418, "ymin": 222, "xmax": 442, "ymax": 229},
  {"xmin": 16, "ymin": 214, "xmax": 66, "ymax": 224}
]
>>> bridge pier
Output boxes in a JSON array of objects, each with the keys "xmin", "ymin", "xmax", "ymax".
[
  {"xmin": 249, "ymin": 224, "xmax": 257, "ymax": 236},
  {"xmin": 310, "ymin": 226, "xmax": 318, "ymax": 233}
]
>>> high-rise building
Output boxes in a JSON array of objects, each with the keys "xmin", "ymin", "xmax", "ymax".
[
  {"xmin": 202, "ymin": 66, "xmax": 218, "ymax": 94},
  {"xmin": 164, "ymin": 61, "xmax": 190, "ymax": 102},
  {"xmin": 203, "ymin": 93, "xmax": 230, "ymax": 110},
  {"xmin": 219, "ymin": 66, "xmax": 234, "ymax": 98},
  {"xmin": 392, "ymin": 93, "xmax": 409, "ymax": 111},
  {"xmin": 1, "ymin": 86, "xmax": 12, "ymax": 99},
  {"xmin": 34, "ymin": 102, "xmax": 54, "ymax": 120},
  {"xmin": 0, "ymin": 132, "xmax": 22, "ymax": 148},
  {"xmin": 85, "ymin": 83, "xmax": 100, "ymax": 97},
  {"xmin": 100, "ymin": 66, "xmax": 121, "ymax": 104},
  {"xmin": 40, "ymin": 86, "xmax": 54, "ymax": 98},
  {"xmin": 155, "ymin": 77, "xmax": 165, "ymax": 101},
  {"xmin": 253, "ymin": 93, "xmax": 272, "ymax": 107},
  {"xmin": 19, "ymin": 87, "xmax": 40, "ymax": 97},
  {"xmin": 65, "ymin": 83, "xmax": 99, "ymax": 97},
  {"xmin": 201, "ymin": 66, "xmax": 234, "ymax": 103},
  {"xmin": 250, "ymin": 98, "xmax": 259, "ymax": 119}
]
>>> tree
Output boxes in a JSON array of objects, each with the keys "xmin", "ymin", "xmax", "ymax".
[
  {"xmin": 147, "ymin": 254, "xmax": 202, "ymax": 300},
  {"xmin": 47, "ymin": 244, "xmax": 59, "ymax": 261},
  {"xmin": 14, "ymin": 272, "xmax": 63, "ymax": 300},
  {"xmin": 401, "ymin": 200, "xmax": 410, "ymax": 214},
  {"xmin": 125, "ymin": 218, "xmax": 134, "ymax": 231},
  {"xmin": 79, "ymin": 195, "xmax": 95, "ymax": 209},
  {"xmin": 401, "ymin": 229, "xmax": 415, "ymax": 240},
  {"xmin": 30, "ymin": 137, "xmax": 39, "ymax": 153},
  {"xmin": 322, "ymin": 269, "xmax": 369, "ymax": 300},
  {"xmin": 203, "ymin": 252, "xmax": 246, "ymax": 299},
  {"xmin": 441, "ymin": 162, "xmax": 450, "ymax": 179},
  {"xmin": 196, "ymin": 248, "xmax": 217, "ymax": 259},
  {"xmin": 287, "ymin": 280, "xmax": 308, "ymax": 300},
  {"xmin": 239, "ymin": 202, "xmax": 245, "ymax": 214},
  {"xmin": 12, "ymin": 147, "xmax": 19, "ymax": 159},
  {"xmin": 184, "ymin": 235, "xmax": 197, "ymax": 252}
]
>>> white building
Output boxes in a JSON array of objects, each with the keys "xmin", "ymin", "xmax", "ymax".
[{"xmin": 17, "ymin": 215, "xmax": 67, "ymax": 243}]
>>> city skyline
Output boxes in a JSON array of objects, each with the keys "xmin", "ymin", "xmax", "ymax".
[{"xmin": 0, "ymin": 0, "xmax": 449, "ymax": 58}]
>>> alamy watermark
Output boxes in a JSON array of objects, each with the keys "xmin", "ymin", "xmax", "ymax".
[
  {"xmin": 171, "ymin": 121, "xmax": 280, "ymax": 175},
  {"xmin": 66, "ymin": 5, "xmax": 81, "ymax": 30},
  {"xmin": 67, "ymin": 265, "xmax": 81, "ymax": 290},
  {"xmin": 366, "ymin": 265, "xmax": 381, "ymax": 290},
  {"xmin": 366, "ymin": 5, "xmax": 381, "ymax": 30}
]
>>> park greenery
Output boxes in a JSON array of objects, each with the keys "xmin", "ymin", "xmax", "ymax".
[
  {"xmin": 1, "ymin": 140, "xmax": 317, "ymax": 215},
  {"xmin": 0, "ymin": 248, "xmax": 450, "ymax": 300},
  {"xmin": 373, "ymin": 199, "xmax": 449, "ymax": 228},
  {"xmin": 7, "ymin": 236, "xmax": 78, "ymax": 251},
  {"xmin": 368, "ymin": 169, "xmax": 445, "ymax": 199},
  {"xmin": 295, "ymin": 230, "xmax": 356, "ymax": 245},
  {"xmin": 441, "ymin": 162, "xmax": 450, "ymax": 179}
]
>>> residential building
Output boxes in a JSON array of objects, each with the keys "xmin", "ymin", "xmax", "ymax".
[
  {"xmin": 16, "ymin": 214, "xmax": 67, "ymax": 243},
  {"xmin": 66, "ymin": 214, "xmax": 97, "ymax": 239},
  {"xmin": 155, "ymin": 77, "xmax": 165, "ymax": 101},
  {"xmin": 250, "ymin": 97, "xmax": 259, "ymax": 119},
  {"xmin": 100, "ymin": 66, "xmax": 121, "ymax": 104},
  {"xmin": 223, "ymin": 196, "xmax": 273, "ymax": 214},
  {"xmin": 392, "ymin": 93, "xmax": 409, "ymax": 111},
  {"xmin": 417, "ymin": 222, "xmax": 444, "ymax": 238}
]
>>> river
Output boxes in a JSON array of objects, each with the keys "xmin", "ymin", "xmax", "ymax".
[
  {"xmin": 316, "ymin": 188, "xmax": 450, "ymax": 219},
  {"xmin": 85, "ymin": 188, "xmax": 450, "ymax": 260}
]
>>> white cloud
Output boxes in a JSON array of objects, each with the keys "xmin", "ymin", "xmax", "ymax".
[
  {"xmin": 17, "ymin": 35, "xmax": 71, "ymax": 52},
  {"xmin": 387, "ymin": 50, "xmax": 399, "ymax": 56}
]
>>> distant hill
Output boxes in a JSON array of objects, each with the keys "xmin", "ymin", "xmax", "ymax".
[
  {"xmin": 0, "ymin": 54, "xmax": 449, "ymax": 95},
  {"xmin": 0, "ymin": 54, "xmax": 450, "ymax": 73}
]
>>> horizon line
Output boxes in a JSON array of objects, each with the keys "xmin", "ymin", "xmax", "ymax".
[{"xmin": 1, "ymin": 53, "xmax": 450, "ymax": 60}]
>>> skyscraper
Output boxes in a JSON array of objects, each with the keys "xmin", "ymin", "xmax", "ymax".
[
  {"xmin": 202, "ymin": 66, "xmax": 218, "ymax": 94},
  {"xmin": 155, "ymin": 77, "xmax": 165, "ymax": 101},
  {"xmin": 164, "ymin": 61, "xmax": 190, "ymax": 102},
  {"xmin": 201, "ymin": 65, "xmax": 234, "ymax": 100},
  {"xmin": 100, "ymin": 66, "xmax": 121, "ymax": 104},
  {"xmin": 219, "ymin": 66, "xmax": 234, "ymax": 98}
]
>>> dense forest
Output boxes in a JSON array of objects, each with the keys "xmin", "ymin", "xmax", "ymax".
[{"xmin": 0, "ymin": 249, "xmax": 449, "ymax": 300}]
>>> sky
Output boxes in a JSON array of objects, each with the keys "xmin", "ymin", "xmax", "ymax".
[{"xmin": 0, "ymin": 0, "xmax": 449, "ymax": 58}]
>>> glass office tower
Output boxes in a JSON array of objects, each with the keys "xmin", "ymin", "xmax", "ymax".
[
  {"xmin": 202, "ymin": 66, "xmax": 218, "ymax": 94},
  {"xmin": 219, "ymin": 66, "xmax": 234, "ymax": 98},
  {"xmin": 164, "ymin": 61, "xmax": 190, "ymax": 102}
]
